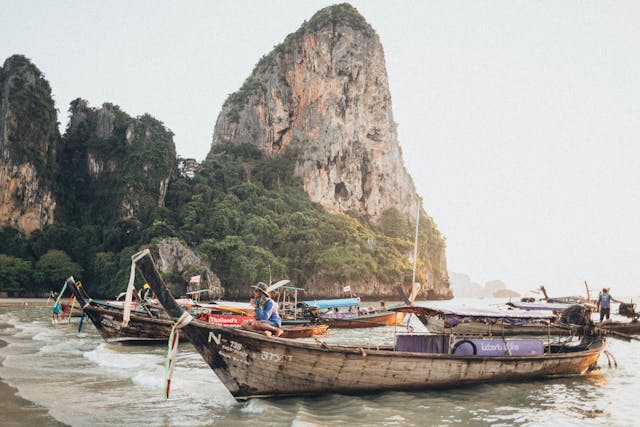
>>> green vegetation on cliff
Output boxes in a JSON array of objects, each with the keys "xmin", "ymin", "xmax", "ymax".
[
  {"xmin": 1, "ymin": 55, "xmax": 59, "ymax": 182},
  {"xmin": 1, "ymin": 139, "xmax": 446, "ymax": 298},
  {"xmin": 55, "ymin": 100, "xmax": 176, "ymax": 227},
  {"xmin": 0, "ymin": 52, "xmax": 447, "ymax": 299}
]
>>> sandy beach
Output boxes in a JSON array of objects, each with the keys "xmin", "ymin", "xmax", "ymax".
[
  {"xmin": 0, "ymin": 310, "xmax": 67, "ymax": 426},
  {"xmin": 0, "ymin": 298, "xmax": 52, "ymax": 308}
]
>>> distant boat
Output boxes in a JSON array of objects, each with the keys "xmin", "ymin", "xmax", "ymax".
[
  {"xmin": 136, "ymin": 249, "xmax": 605, "ymax": 400},
  {"xmin": 425, "ymin": 300, "xmax": 640, "ymax": 338},
  {"xmin": 67, "ymin": 281, "xmax": 326, "ymax": 342},
  {"xmin": 293, "ymin": 283, "xmax": 421, "ymax": 329}
]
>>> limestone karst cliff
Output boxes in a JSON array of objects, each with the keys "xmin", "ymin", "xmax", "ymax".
[
  {"xmin": 57, "ymin": 99, "xmax": 177, "ymax": 226},
  {"xmin": 0, "ymin": 5, "xmax": 452, "ymax": 299},
  {"xmin": 211, "ymin": 4, "xmax": 418, "ymax": 222},
  {"xmin": 210, "ymin": 4, "xmax": 451, "ymax": 298},
  {"xmin": 0, "ymin": 55, "xmax": 59, "ymax": 236}
]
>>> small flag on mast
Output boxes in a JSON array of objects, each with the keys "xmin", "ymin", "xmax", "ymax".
[{"xmin": 343, "ymin": 285, "xmax": 351, "ymax": 292}]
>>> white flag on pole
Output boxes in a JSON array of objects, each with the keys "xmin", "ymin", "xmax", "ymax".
[{"xmin": 343, "ymin": 285, "xmax": 351, "ymax": 292}]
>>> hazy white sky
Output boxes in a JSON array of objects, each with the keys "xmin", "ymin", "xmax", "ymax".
[{"xmin": 2, "ymin": 1, "xmax": 639, "ymax": 296}]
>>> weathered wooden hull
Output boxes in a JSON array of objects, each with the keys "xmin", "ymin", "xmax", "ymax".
[
  {"xmin": 597, "ymin": 320, "xmax": 640, "ymax": 335},
  {"xmin": 279, "ymin": 324, "xmax": 329, "ymax": 338},
  {"xmin": 85, "ymin": 304, "xmax": 327, "ymax": 343},
  {"xmin": 322, "ymin": 311, "xmax": 406, "ymax": 328},
  {"xmin": 134, "ymin": 250, "xmax": 604, "ymax": 400},
  {"xmin": 426, "ymin": 316, "xmax": 640, "ymax": 337},
  {"xmin": 82, "ymin": 304, "xmax": 176, "ymax": 344},
  {"xmin": 204, "ymin": 313, "xmax": 329, "ymax": 338},
  {"xmin": 424, "ymin": 317, "xmax": 571, "ymax": 336},
  {"xmin": 179, "ymin": 320, "xmax": 603, "ymax": 399}
]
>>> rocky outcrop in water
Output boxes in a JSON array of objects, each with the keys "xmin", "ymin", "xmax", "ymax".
[{"xmin": 0, "ymin": 55, "xmax": 59, "ymax": 236}]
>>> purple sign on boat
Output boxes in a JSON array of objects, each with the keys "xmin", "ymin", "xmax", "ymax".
[{"xmin": 452, "ymin": 338, "xmax": 544, "ymax": 356}]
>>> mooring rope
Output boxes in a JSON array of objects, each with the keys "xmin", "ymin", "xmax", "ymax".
[
  {"xmin": 604, "ymin": 350, "xmax": 618, "ymax": 368},
  {"xmin": 78, "ymin": 313, "xmax": 85, "ymax": 333},
  {"xmin": 164, "ymin": 312, "xmax": 193, "ymax": 398}
]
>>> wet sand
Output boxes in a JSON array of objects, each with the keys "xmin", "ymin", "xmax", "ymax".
[
  {"xmin": 0, "ymin": 321, "xmax": 67, "ymax": 426},
  {"xmin": 0, "ymin": 298, "xmax": 52, "ymax": 307}
]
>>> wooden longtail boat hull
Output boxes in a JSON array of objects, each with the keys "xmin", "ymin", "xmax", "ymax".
[
  {"xmin": 204, "ymin": 313, "xmax": 329, "ymax": 338},
  {"xmin": 176, "ymin": 321, "xmax": 603, "ymax": 399},
  {"xmin": 321, "ymin": 311, "xmax": 407, "ymax": 328},
  {"xmin": 279, "ymin": 324, "xmax": 328, "ymax": 338},
  {"xmin": 136, "ymin": 250, "xmax": 605, "ymax": 400},
  {"xmin": 82, "ymin": 301, "xmax": 327, "ymax": 342},
  {"xmin": 426, "ymin": 316, "xmax": 640, "ymax": 337},
  {"xmin": 597, "ymin": 320, "xmax": 640, "ymax": 335},
  {"xmin": 82, "ymin": 304, "xmax": 177, "ymax": 344}
]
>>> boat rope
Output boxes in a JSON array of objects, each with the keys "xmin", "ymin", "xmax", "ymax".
[
  {"xmin": 61, "ymin": 294, "xmax": 74, "ymax": 320},
  {"xmin": 67, "ymin": 295, "xmax": 77, "ymax": 323},
  {"xmin": 603, "ymin": 350, "xmax": 618, "ymax": 368},
  {"xmin": 78, "ymin": 313, "xmax": 85, "ymax": 332},
  {"xmin": 164, "ymin": 311, "xmax": 193, "ymax": 398},
  {"xmin": 313, "ymin": 337, "xmax": 329, "ymax": 349}
]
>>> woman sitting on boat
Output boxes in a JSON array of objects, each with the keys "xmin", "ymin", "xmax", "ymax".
[{"xmin": 241, "ymin": 282, "xmax": 284, "ymax": 337}]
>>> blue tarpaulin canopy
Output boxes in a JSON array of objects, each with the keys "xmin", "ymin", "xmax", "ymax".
[{"xmin": 302, "ymin": 297, "xmax": 360, "ymax": 309}]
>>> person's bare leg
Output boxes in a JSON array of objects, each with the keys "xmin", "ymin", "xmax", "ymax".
[
  {"xmin": 252, "ymin": 321, "xmax": 283, "ymax": 337},
  {"xmin": 240, "ymin": 320, "xmax": 253, "ymax": 330}
]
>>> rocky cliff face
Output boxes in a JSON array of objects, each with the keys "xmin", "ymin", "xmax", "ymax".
[
  {"xmin": 0, "ymin": 55, "xmax": 59, "ymax": 236},
  {"xmin": 210, "ymin": 4, "xmax": 450, "ymax": 298},
  {"xmin": 211, "ymin": 4, "xmax": 418, "ymax": 222},
  {"xmin": 154, "ymin": 238, "xmax": 224, "ymax": 298},
  {"xmin": 58, "ymin": 99, "xmax": 176, "ymax": 225}
]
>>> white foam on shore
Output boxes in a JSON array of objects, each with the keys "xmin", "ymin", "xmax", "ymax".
[{"xmin": 84, "ymin": 344, "xmax": 160, "ymax": 371}]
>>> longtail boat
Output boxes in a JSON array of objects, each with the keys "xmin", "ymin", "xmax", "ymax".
[
  {"xmin": 135, "ymin": 249, "xmax": 605, "ymax": 400},
  {"xmin": 423, "ymin": 301, "xmax": 574, "ymax": 336},
  {"xmin": 596, "ymin": 319, "xmax": 640, "ymax": 335},
  {"xmin": 67, "ymin": 280, "xmax": 183, "ymax": 344},
  {"xmin": 425, "ymin": 300, "xmax": 640, "ymax": 337},
  {"xmin": 197, "ymin": 308, "xmax": 329, "ymax": 338},
  {"xmin": 296, "ymin": 284, "xmax": 421, "ymax": 329},
  {"xmin": 67, "ymin": 280, "xmax": 326, "ymax": 342}
]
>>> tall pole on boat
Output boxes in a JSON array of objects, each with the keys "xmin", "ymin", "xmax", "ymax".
[{"xmin": 412, "ymin": 200, "xmax": 420, "ymax": 287}]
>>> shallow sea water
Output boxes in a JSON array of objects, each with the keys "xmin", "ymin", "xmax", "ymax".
[{"xmin": 1, "ymin": 300, "xmax": 639, "ymax": 427}]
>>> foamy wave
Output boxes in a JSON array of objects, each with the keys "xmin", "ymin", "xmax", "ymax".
[
  {"xmin": 240, "ymin": 399, "xmax": 267, "ymax": 414},
  {"xmin": 131, "ymin": 369, "xmax": 165, "ymax": 388},
  {"xmin": 84, "ymin": 344, "xmax": 163, "ymax": 372},
  {"xmin": 40, "ymin": 340, "xmax": 84, "ymax": 355}
]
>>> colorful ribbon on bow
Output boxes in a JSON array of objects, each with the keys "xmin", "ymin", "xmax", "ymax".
[{"xmin": 163, "ymin": 311, "xmax": 193, "ymax": 398}]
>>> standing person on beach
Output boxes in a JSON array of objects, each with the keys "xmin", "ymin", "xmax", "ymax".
[
  {"xmin": 240, "ymin": 282, "xmax": 283, "ymax": 337},
  {"xmin": 597, "ymin": 288, "xmax": 619, "ymax": 322},
  {"xmin": 52, "ymin": 301, "xmax": 61, "ymax": 324}
]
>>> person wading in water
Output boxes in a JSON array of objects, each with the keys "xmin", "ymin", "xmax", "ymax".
[{"xmin": 597, "ymin": 288, "xmax": 620, "ymax": 322}]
